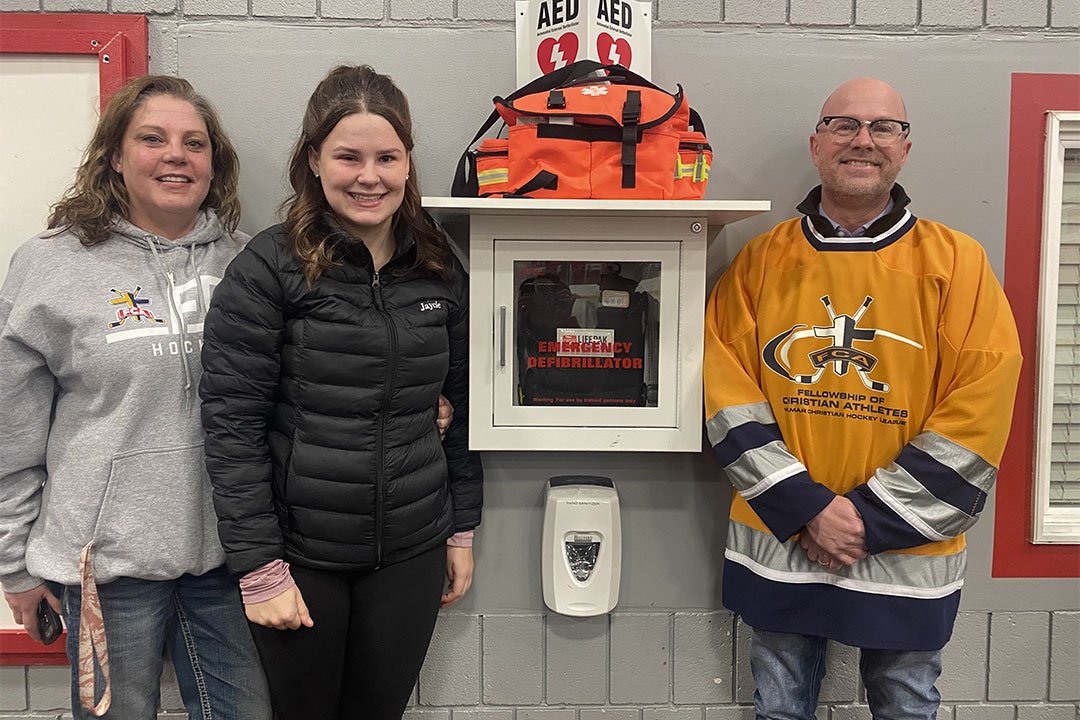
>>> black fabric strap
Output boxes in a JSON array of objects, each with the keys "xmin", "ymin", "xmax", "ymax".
[
  {"xmin": 689, "ymin": 107, "xmax": 707, "ymax": 134},
  {"xmin": 483, "ymin": 170, "xmax": 559, "ymax": 198},
  {"xmin": 515, "ymin": 170, "xmax": 559, "ymax": 196},
  {"xmin": 536, "ymin": 123, "xmax": 625, "ymax": 143},
  {"xmin": 621, "ymin": 90, "xmax": 641, "ymax": 189}
]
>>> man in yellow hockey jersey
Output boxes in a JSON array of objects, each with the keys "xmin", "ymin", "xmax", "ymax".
[{"xmin": 704, "ymin": 77, "xmax": 1021, "ymax": 720}]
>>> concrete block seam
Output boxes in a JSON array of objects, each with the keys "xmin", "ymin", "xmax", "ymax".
[
  {"xmin": 606, "ymin": 612, "xmax": 612, "ymax": 704},
  {"xmin": 983, "ymin": 610, "xmax": 992, "ymax": 703},
  {"xmin": 477, "ymin": 614, "xmax": 484, "ymax": 705},
  {"xmin": 542, "ymin": 612, "xmax": 549, "ymax": 702},
  {"xmin": 178, "ymin": 1, "xmax": 250, "ymax": 17},
  {"xmin": 668, "ymin": 612, "xmax": 676, "ymax": 703}
]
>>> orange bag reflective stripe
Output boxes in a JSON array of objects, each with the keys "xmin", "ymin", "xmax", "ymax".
[{"xmin": 452, "ymin": 61, "xmax": 712, "ymax": 200}]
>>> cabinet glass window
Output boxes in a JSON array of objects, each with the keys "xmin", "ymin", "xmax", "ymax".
[{"xmin": 513, "ymin": 259, "xmax": 661, "ymax": 408}]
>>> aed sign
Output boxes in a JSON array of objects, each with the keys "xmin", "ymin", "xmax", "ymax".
[{"xmin": 515, "ymin": 0, "xmax": 652, "ymax": 86}]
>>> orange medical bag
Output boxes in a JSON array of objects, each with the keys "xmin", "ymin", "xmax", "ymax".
[{"xmin": 451, "ymin": 61, "xmax": 711, "ymax": 200}]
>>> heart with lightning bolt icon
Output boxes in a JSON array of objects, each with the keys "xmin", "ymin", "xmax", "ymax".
[
  {"xmin": 537, "ymin": 32, "xmax": 579, "ymax": 74},
  {"xmin": 596, "ymin": 32, "xmax": 632, "ymax": 68}
]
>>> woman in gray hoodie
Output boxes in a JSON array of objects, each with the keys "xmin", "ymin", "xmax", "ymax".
[{"xmin": 0, "ymin": 75, "xmax": 270, "ymax": 720}]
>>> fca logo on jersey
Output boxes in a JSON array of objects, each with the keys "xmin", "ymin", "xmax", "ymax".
[{"xmin": 762, "ymin": 295, "xmax": 922, "ymax": 393}]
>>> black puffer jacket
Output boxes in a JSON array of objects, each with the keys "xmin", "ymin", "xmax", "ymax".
[{"xmin": 199, "ymin": 222, "xmax": 482, "ymax": 575}]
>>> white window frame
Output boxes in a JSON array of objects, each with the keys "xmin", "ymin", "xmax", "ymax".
[{"xmin": 1033, "ymin": 110, "xmax": 1080, "ymax": 543}]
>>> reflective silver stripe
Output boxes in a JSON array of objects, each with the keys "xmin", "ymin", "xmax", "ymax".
[
  {"xmin": 741, "ymin": 459, "xmax": 805, "ymax": 500},
  {"xmin": 911, "ymin": 431, "xmax": 997, "ymax": 494},
  {"xmin": 705, "ymin": 402, "xmax": 777, "ymax": 447},
  {"xmin": 727, "ymin": 441, "xmax": 807, "ymax": 498},
  {"xmin": 726, "ymin": 520, "xmax": 966, "ymax": 599},
  {"xmin": 869, "ymin": 464, "xmax": 974, "ymax": 541}
]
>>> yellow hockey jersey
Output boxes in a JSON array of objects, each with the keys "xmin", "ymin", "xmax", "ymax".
[{"xmin": 704, "ymin": 185, "xmax": 1021, "ymax": 650}]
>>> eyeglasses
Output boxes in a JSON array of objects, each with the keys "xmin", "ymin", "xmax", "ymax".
[{"xmin": 816, "ymin": 116, "xmax": 911, "ymax": 147}]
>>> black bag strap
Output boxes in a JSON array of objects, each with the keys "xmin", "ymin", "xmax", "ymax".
[
  {"xmin": 621, "ymin": 90, "xmax": 641, "ymax": 189},
  {"xmin": 452, "ymin": 106, "xmax": 503, "ymax": 196},
  {"xmin": 452, "ymin": 63, "xmax": 606, "ymax": 196},
  {"xmin": 689, "ymin": 107, "xmax": 707, "ymax": 134}
]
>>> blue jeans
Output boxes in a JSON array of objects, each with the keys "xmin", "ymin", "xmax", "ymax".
[
  {"xmin": 750, "ymin": 628, "xmax": 942, "ymax": 720},
  {"xmin": 51, "ymin": 565, "xmax": 270, "ymax": 720}
]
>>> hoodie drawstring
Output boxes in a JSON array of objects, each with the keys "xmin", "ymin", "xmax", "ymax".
[
  {"xmin": 146, "ymin": 237, "xmax": 195, "ymax": 396},
  {"xmin": 189, "ymin": 250, "xmax": 208, "ymax": 313}
]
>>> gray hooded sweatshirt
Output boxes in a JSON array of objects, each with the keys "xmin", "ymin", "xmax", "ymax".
[{"xmin": 0, "ymin": 211, "xmax": 247, "ymax": 592}]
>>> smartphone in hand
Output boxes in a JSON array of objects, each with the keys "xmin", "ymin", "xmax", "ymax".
[{"xmin": 36, "ymin": 598, "xmax": 62, "ymax": 645}]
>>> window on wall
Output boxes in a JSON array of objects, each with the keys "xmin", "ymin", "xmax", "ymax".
[
  {"xmin": 1034, "ymin": 114, "xmax": 1080, "ymax": 543},
  {"xmin": 995, "ymin": 73, "xmax": 1080, "ymax": 578}
]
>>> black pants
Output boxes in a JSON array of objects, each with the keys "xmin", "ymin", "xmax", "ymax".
[{"xmin": 248, "ymin": 545, "xmax": 446, "ymax": 720}]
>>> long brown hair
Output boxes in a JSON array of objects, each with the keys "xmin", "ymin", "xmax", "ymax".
[
  {"xmin": 47, "ymin": 75, "xmax": 240, "ymax": 245},
  {"xmin": 282, "ymin": 65, "xmax": 450, "ymax": 284}
]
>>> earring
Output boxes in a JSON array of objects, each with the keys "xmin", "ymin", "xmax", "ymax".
[
  {"xmin": 313, "ymin": 172, "xmax": 320, "ymax": 178},
  {"xmin": 405, "ymin": 174, "xmax": 410, "ymax": 180}
]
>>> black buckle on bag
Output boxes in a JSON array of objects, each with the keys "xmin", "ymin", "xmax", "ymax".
[{"xmin": 547, "ymin": 90, "xmax": 566, "ymax": 109}]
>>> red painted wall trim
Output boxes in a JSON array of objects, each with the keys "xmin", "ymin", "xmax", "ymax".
[
  {"xmin": 0, "ymin": 629, "xmax": 67, "ymax": 666},
  {"xmin": 995, "ymin": 72, "xmax": 1080, "ymax": 578},
  {"xmin": 0, "ymin": 12, "xmax": 146, "ymax": 660},
  {"xmin": 0, "ymin": 13, "xmax": 148, "ymax": 110}
]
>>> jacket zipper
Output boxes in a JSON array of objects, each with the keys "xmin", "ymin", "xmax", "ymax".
[{"xmin": 371, "ymin": 269, "xmax": 397, "ymax": 569}]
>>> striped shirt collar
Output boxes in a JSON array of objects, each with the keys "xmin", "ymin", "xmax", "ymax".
[{"xmin": 818, "ymin": 198, "xmax": 895, "ymax": 238}]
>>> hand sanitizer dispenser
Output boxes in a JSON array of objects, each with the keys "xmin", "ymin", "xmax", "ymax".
[{"xmin": 542, "ymin": 475, "xmax": 621, "ymax": 617}]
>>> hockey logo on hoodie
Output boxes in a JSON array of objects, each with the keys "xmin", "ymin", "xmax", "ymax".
[
  {"xmin": 107, "ymin": 286, "xmax": 166, "ymax": 328},
  {"xmin": 104, "ymin": 276, "xmax": 221, "ymax": 348}
]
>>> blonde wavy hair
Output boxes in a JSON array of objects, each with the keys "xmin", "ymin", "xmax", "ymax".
[
  {"xmin": 48, "ymin": 75, "xmax": 240, "ymax": 245},
  {"xmin": 282, "ymin": 65, "xmax": 450, "ymax": 284}
]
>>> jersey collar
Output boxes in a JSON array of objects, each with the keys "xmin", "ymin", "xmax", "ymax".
[{"xmin": 796, "ymin": 184, "xmax": 916, "ymax": 252}]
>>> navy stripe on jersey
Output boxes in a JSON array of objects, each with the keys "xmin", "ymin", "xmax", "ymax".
[
  {"xmin": 896, "ymin": 445, "xmax": 988, "ymax": 517},
  {"xmin": 746, "ymin": 472, "xmax": 835, "ymax": 542},
  {"xmin": 800, "ymin": 213, "xmax": 917, "ymax": 252},
  {"xmin": 723, "ymin": 560, "xmax": 960, "ymax": 651},
  {"xmin": 846, "ymin": 484, "xmax": 939, "ymax": 553},
  {"xmin": 712, "ymin": 421, "xmax": 783, "ymax": 467}
]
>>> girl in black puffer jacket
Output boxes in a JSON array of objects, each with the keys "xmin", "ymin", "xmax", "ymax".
[{"xmin": 199, "ymin": 65, "xmax": 483, "ymax": 720}]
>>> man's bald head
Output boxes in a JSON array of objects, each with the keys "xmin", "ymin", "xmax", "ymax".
[{"xmin": 819, "ymin": 77, "xmax": 908, "ymax": 122}]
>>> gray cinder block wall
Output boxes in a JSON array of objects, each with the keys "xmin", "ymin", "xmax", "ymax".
[{"xmin": 1, "ymin": 0, "xmax": 1079, "ymax": 717}]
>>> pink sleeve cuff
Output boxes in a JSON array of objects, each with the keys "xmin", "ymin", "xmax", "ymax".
[
  {"xmin": 240, "ymin": 559, "xmax": 296, "ymax": 604},
  {"xmin": 447, "ymin": 530, "xmax": 474, "ymax": 548}
]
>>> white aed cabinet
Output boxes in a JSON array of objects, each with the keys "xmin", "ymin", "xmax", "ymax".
[{"xmin": 423, "ymin": 198, "xmax": 769, "ymax": 452}]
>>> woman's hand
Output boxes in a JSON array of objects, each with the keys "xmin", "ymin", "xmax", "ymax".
[
  {"xmin": 4, "ymin": 584, "xmax": 61, "ymax": 644},
  {"xmin": 244, "ymin": 586, "xmax": 314, "ymax": 630},
  {"xmin": 437, "ymin": 395, "xmax": 454, "ymax": 440},
  {"xmin": 441, "ymin": 546, "xmax": 473, "ymax": 608}
]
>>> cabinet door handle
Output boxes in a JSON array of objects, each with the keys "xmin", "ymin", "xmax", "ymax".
[{"xmin": 499, "ymin": 306, "xmax": 507, "ymax": 367}]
